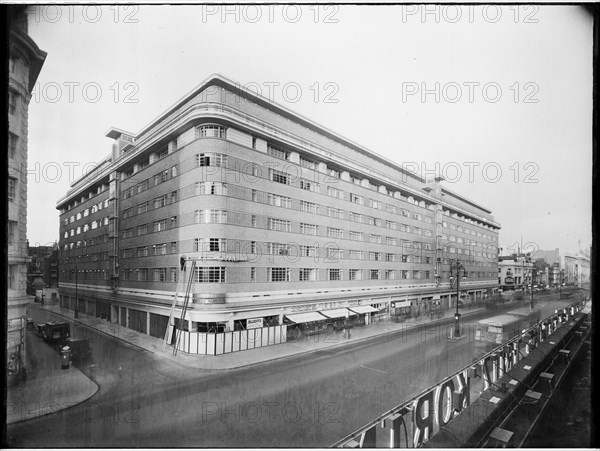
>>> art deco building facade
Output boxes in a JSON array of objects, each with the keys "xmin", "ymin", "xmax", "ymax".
[
  {"xmin": 57, "ymin": 74, "xmax": 500, "ymax": 354},
  {"xmin": 7, "ymin": 6, "xmax": 47, "ymax": 382}
]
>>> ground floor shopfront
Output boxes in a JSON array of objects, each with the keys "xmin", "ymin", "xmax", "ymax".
[{"xmin": 57, "ymin": 283, "xmax": 495, "ymax": 355}]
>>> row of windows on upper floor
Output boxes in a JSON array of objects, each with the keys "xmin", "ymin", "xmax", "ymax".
[
  {"xmin": 119, "ymin": 181, "xmax": 437, "ymax": 235},
  {"xmin": 117, "ymin": 266, "xmax": 496, "ymax": 284},
  {"xmin": 63, "ymin": 199, "xmax": 110, "ymax": 225},
  {"xmin": 59, "ymin": 269, "xmax": 110, "ymax": 281},
  {"xmin": 61, "ymin": 234, "xmax": 110, "ymax": 252},
  {"xmin": 116, "ymin": 144, "xmax": 497, "ymax": 241},
  {"xmin": 63, "ymin": 216, "xmax": 110, "ymax": 237},
  {"xmin": 61, "ymin": 252, "xmax": 109, "ymax": 262},
  {"xmin": 60, "ymin": 185, "xmax": 109, "ymax": 215}
]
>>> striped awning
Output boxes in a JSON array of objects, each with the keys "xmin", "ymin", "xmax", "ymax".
[
  {"xmin": 349, "ymin": 305, "xmax": 379, "ymax": 314},
  {"xmin": 285, "ymin": 312, "xmax": 327, "ymax": 324},
  {"xmin": 320, "ymin": 308, "xmax": 351, "ymax": 319}
]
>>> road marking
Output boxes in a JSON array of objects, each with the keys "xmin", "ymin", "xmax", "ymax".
[{"xmin": 360, "ymin": 364, "xmax": 387, "ymax": 374}]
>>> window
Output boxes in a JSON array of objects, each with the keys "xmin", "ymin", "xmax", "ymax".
[
  {"xmin": 386, "ymin": 237, "xmax": 397, "ymax": 246},
  {"xmin": 401, "ymin": 254, "xmax": 409, "ymax": 263},
  {"xmin": 123, "ymin": 207, "xmax": 135, "ymax": 219},
  {"xmin": 300, "ymin": 223, "xmax": 317, "ymax": 235},
  {"xmin": 326, "ymin": 246, "xmax": 342, "ymax": 260},
  {"xmin": 170, "ymin": 268, "xmax": 178, "ymax": 282},
  {"xmin": 168, "ymin": 191, "xmax": 178, "ymax": 204},
  {"xmin": 402, "ymin": 270, "xmax": 410, "ymax": 279},
  {"xmin": 326, "ymin": 167, "xmax": 340, "ymax": 178},
  {"xmin": 196, "ymin": 125, "xmax": 226, "ymax": 139},
  {"xmin": 299, "ymin": 268, "xmax": 317, "ymax": 281},
  {"xmin": 196, "ymin": 182, "xmax": 227, "ymax": 195},
  {"xmin": 153, "ymin": 268, "xmax": 167, "ymax": 282},
  {"xmin": 267, "ymin": 144, "xmax": 289, "ymax": 160},
  {"xmin": 250, "ymin": 267, "xmax": 256, "ymax": 282},
  {"xmin": 8, "ymin": 177, "xmax": 17, "ymax": 202},
  {"xmin": 122, "ymin": 248, "xmax": 133, "ymax": 258},
  {"xmin": 349, "ymin": 269, "xmax": 362, "ymax": 280},
  {"xmin": 195, "ymin": 210, "xmax": 227, "ymax": 223},
  {"xmin": 270, "ymin": 267, "xmax": 290, "ymax": 282},
  {"xmin": 350, "ymin": 193, "xmax": 363, "ymax": 205},
  {"xmin": 413, "ymin": 270, "xmax": 421, "ymax": 279},
  {"xmin": 196, "ymin": 153, "xmax": 227, "ymax": 167},
  {"xmin": 386, "ymin": 221, "xmax": 398, "ymax": 230},
  {"xmin": 385, "ymin": 253, "xmax": 396, "ymax": 262},
  {"xmin": 300, "ymin": 245, "xmax": 317, "ymax": 257},
  {"xmin": 349, "ymin": 231, "xmax": 363, "ymax": 241},
  {"xmin": 370, "ymin": 234, "xmax": 382, "ymax": 244},
  {"xmin": 267, "ymin": 242, "xmax": 288, "ymax": 256},
  {"xmin": 8, "ymin": 133, "xmax": 18, "ymax": 159},
  {"xmin": 349, "ymin": 212, "xmax": 362, "ymax": 223},
  {"xmin": 300, "ymin": 180, "xmax": 318, "ymax": 192},
  {"xmin": 327, "ymin": 186, "xmax": 343, "ymax": 199},
  {"xmin": 302, "ymin": 201, "xmax": 319, "ymax": 214},
  {"xmin": 349, "ymin": 250, "xmax": 363, "ymax": 260},
  {"xmin": 123, "ymin": 228, "xmax": 134, "ymax": 238},
  {"xmin": 370, "ymin": 252, "xmax": 381, "ymax": 261},
  {"xmin": 138, "ymin": 269, "xmax": 149, "ymax": 281},
  {"xmin": 271, "ymin": 169, "xmax": 289, "ymax": 185},
  {"xmin": 154, "ymin": 195, "xmax": 167, "ymax": 209},
  {"xmin": 137, "ymin": 224, "xmax": 148, "ymax": 236},
  {"xmin": 171, "ymin": 242, "xmax": 177, "ymax": 253},
  {"xmin": 327, "ymin": 207, "xmax": 343, "ymax": 219},
  {"xmin": 300, "ymin": 156, "xmax": 316, "ymax": 170},
  {"xmin": 153, "ymin": 219, "xmax": 167, "ymax": 232},
  {"xmin": 9, "ymin": 90, "xmax": 19, "ymax": 115},
  {"xmin": 328, "ymin": 269, "xmax": 342, "ymax": 281},
  {"xmin": 370, "ymin": 269, "xmax": 380, "ymax": 280},
  {"xmin": 386, "ymin": 204, "xmax": 398, "ymax": 214},
  {"xmin": 268, "ymin": 193, "xmax": 292, "ymax": 208},
  {"xmin": 137, "ymin": 246, "xmax": 148, "ymax": 257},
  {"xmin": 138, "ymin": 202, "xmax": 148, "ymax": 214},
  {"xmin": 195, "ymin": 266, "xmax": 226, "ymax": 283},
  {"xmin": 153, "ymin": 244, "xmax": 167, "ymax": 255},
  {"xmin": 327, "ymin": 227, "xmax": 343, "ymax": 239},
  {"xmin": 269, "ymin": 218, "xmax": 291, "ymax": 232},
  {"xmin": 371, "ymin": 199, "xmax": 382, "ymax": 209},
  {"xmin": 385, "ymin": 270, "xmax": 396, "ymax": 280}
]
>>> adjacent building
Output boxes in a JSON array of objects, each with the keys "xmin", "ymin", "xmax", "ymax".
[
  {"xmin": 7, "ymin": 6, "xmax": 47, "ymax": 384},
  {"xmin": 56, "ymin": 74, "xmax": 500, "ymax": 355},
  {"xmin": 563, "ymin": 252, "xmax": 591, "ymax": 288},
  {"xmin": 498, "ymin": 254, "xmax": 533, "ymax": 290}
]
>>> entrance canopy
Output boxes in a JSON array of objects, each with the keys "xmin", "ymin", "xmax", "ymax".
[
  {"xmin": 320, "ymin": 308, "xmax": 351, "ymax": 319},
  {"xmin": 349, "ymin": 305, "xmax": 378, "ymax": 314},
  {"xmin": 285, "ymin": 312, "xmax": 326, "ymax": 324}
]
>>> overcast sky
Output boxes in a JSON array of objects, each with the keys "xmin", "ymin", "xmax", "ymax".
[{"xmin": 25, "ymin": 5, "xmax": 592, "ymax": 257}]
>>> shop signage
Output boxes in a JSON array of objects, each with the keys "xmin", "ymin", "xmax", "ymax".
[
  {"xmin": 246, "ymin": 318, "xmax": 263, "ymax": 329},
  {"xmin": 290, "ymin": 299, "xmax": 360, "ymax": 313}
]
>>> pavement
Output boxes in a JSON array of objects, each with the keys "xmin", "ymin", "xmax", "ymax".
[
  {"xmin": 6, "ymin": 324, "xmax": 98, "ymax": 425},
  {"xmin": 38, "ymin": 301, "xmax": 495, "ymax": 370}
]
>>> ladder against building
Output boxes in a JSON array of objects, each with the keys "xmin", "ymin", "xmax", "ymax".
[{"xmin": 163, "ymin": 258, "xmax": 196, "ymax": 353}]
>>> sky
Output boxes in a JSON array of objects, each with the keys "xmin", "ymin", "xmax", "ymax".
[{"xmin": 24, "ymin": 5, "xmax": 593, "ymax": 257}]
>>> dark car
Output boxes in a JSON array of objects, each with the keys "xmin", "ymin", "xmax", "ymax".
[{"xmin": 64, "ymin": 337, "xmax": 92, "ymax": 362}]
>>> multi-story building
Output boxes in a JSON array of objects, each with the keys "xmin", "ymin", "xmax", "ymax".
[
  {"xmin": 27, "ymin": 243, "xmax": 59, "ymax": 293},
  {"xmin": 56, "ymin": 74, "xmax": 500, "ymax": 355},
  {"xmin": 498, "ymin": 254, "xmax": 533, "ymax": 290},
  {"xmin": 7, "ymin": 6, "xmax": 47, "ymax": 384},
  {"xmin": 564, "ymin": 252, "xmax": 590, "ymax": 288}
]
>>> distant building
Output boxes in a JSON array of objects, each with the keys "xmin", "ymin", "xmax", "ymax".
[
  {"xmin": 563, "ymin": 252, "xmax": 590, "ymax": 288},
  {"xmin": 27, "ymin": 243, "xmax": 60, "ymax": 295},
  {"xmin": 498, "ymin": 254, "xmax": 533, "ymax": 290},
  {"xmin": 7, "ymin": 5, "xmax": 47, "ymax": 385},
  {"xmin": 531, "ymin": 248, "xmax": 561, "ymax": 266}
]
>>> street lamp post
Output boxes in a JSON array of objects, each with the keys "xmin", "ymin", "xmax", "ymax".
[{"xmin": 449, "ymin": 259, "xmax": 467, "ymax": 338}]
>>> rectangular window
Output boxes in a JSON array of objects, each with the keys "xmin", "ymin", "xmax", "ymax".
[
  {"xmin": 300, "ymin": 245, "xmax": 317, "ymax": 257},
  {"xmin": 299, "ymin": 268, "xmax": 317, "ymax": 281},
  {"xmin": 137, "ymin": 246, "xmax": 148, "ymax": 257},
  {"xmin": 137, "ymin": 202, "xmax": 148, "ymax": 214},
  {"xmin": 195, "ymin": 210, "xmax": 227, "ymax": 224},
  {"xmin": 385, "ymin": 270, "xmax": 395, "ymax": 280},
  {"xmin": 169, "ymin": 191, "xmax": 178, "ymax": 204},
  {"xmin": 349, "ymin": 269, "xmax": 362, "ymax": 280},
  {"xmin": 349, "ymin": 231, "xmax": 363, "ymax": 241},
  {"xmin": 170, "ymin": 268, "xmax": 178, "ymax": 282},
  {"xmin": 250, "ymin": 267, "xmax": 256, "ymax": 282},
  {"xmin": 267, "ymin": 144, "xmax": 289, "ymax": 160},
  {"xmin": 385, "ymin": 253, "xmax": 396, "ymax": 262},
  {"xmin": 386, "ymin": 237, "xmax": 397, "ymax": 246},
  {"xmin": 171, "ymin": 242, "xmax": 177, "ymax": 253},
  {"xmin": 370, "ymin": 234, "xmax": 382, "ymax": 244},
  {"xmin": 349, "ymin": 250, "xmax": 363, "ymax": 260},
  {"xmin": 402, "ymin": 270, "xmax": 410, "ymax": 279},
  {"xmin": 349, "ymin": 212, "xmax": 362, "ymax": 223},
  {"xmin": 413, "ymin": 270, "xmax": 421, "ymax": 279},
  {"xmin": 138, "ymin": 268, "xmax": 149, "ymax": 281},
  {"xmin": 195, "ymin": 266, "xmax": 226, "ymax": 283},
  {"xmin": 269, "ymin": 267, "xmax": 290, "ymax": 282},
  {"xmin": 153, "ymin": 268, "xmax": 167, "ymax": 282},
  {"xmin": 299, "ymin": 156, "xmax": 316, "ymax": 170},
  {"xmin": 369, "ymin": 269, "xmax": 380, "ymax": 280},
  {"xmin": 271, "ymin": 169, "xmax": 289, "ymax": 185},
  {"xmin": 328, "ymin": 269, "xmax": 342, "ymax": 281},
  {"xmin": 268, "ymin": 193, "xmax": 292, "ymax": 208},
  {"xmin": 300, "ymin": 180, "xmax": 318, "ymax": 192},
  {"xmin": 9, "ymin": 90, "xmax": 18, "ymax": 115},
  {"xmin": 327, "ymin": 227, "xmax": 343, "ymax": 239},
  {"xmin": 327, "ymin": 186, "xmax": 343, "ymax": 199},
  {"xmin": 300, "ymin": 223, "xmax": 317, "ymax": 235},
  {"xmin": 269, "ymin": 218, "xmax": 291, "ymax": 232},
  {"xmin": 8, "ymin": 177, "xmax": 17, "ymax": 202},
  {"xmin": 327, "ymin": 207, "xmax": 343, "ymax": 219},
  {"xmin": 301, "ymin": 201, "xmax": 319, "ymax": 214},
  {"xmin": 370, "ymin": 252, "xmax": 381, "ymax": 261},
  {"xmin": 350, "ymin": 193, "xmax": 363, "ymax": 205},
  {"xmin": 268, "ymin": 242, "xmax": 290, "ymax": 255},
  {"xmin": 153, "ymin": 219, "xmax": 167, "ymax": 232},
  {"xmin": 153, "ymin": 244, "xmax": 167, "ymax": 255}
]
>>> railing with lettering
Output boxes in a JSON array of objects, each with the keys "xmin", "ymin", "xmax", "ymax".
[{"xmin": 332, "ymin": 299, "xmax": 587, "ymax": 448}]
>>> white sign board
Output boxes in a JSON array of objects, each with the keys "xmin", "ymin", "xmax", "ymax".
[{"xmin": 246, "ymin": 318, "xmax": 263, "ymax": 329}]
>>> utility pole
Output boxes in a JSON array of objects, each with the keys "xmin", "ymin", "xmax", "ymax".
[
  {"xmin": 450, "ymin": 259, "xmax": 467, "ymax": 339},
  {"xmin": 74, "ymin": 264, "xmax": 79, "ymax": 318}
]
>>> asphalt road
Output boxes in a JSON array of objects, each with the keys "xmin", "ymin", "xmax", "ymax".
[{"xmin": 5, "ymin": 296, "xmax": 574, "ymax": 447}]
